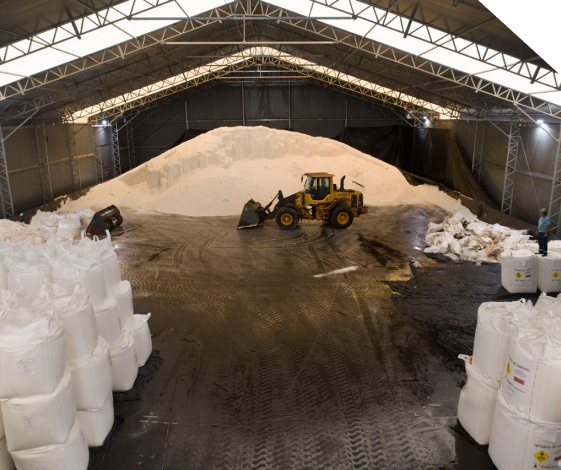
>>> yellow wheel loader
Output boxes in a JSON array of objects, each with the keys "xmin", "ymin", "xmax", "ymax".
[{"xmin": 237, "ymin": 173, "xmax": 368, "ymax": 230}]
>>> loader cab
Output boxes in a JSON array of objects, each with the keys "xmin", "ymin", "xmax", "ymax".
[{"xmin": 303, "ymin": 173, "xmax": 334, "ymax": 202}]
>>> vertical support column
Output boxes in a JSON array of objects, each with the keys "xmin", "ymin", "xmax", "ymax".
[
  {"xmin": 471, "ymin": 120, "xmax": 485, "ymax": 182},
  {"xmin": 0, "ymin": 125, "xmax": 15, "ymax": 218},
  {"xmin": 501, "ymin": 119, "xmax": 521, "ymax": 215},
  {"xmin": 548, "ymin": 125, "xmax": 561, "ymax": 234},
  {"xmin": 126, "ymin": 123, "xmax": 136, "ymax": 170},
  {"xmin": 91, "ymin": 125, "xmax": 104, "ymax": 183},
  {"xmin": 66, "ymin": 122, "xmax": 82, "ymax": 191},
  {"xmin": 185, "ymin": 100, "xmax": 189, "ymax": 130},
  {"xmin": 242, "ymin": 83, "xmax": 246, "ymax": 126},
  {"xmin": 112, "ymin": 123, "xmax": 121, "ymax": 177},
  {"xmin": 39, "ymin": 123, "xmax": 53, "ymax": 201},
  {"xmin": 288, "ymin": 83, "xmax": 291, "ymax": 129},
  {"xmin": 345, "ymin": 98, "xmax": 348, "ymax": 128}
]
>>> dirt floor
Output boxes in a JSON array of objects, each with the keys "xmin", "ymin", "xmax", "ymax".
[{"xmin": 96, "ymin": 205, "xmax": 500, "ymax": 469}]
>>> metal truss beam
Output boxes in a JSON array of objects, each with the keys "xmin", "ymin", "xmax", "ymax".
[
  {"xmin": 548, "ymin": 125, "xmax": 561, "ymax": 234},
  {"xmin": 112, "ymin": 123, "xmax": 122, "ymax": 176},
  {"xmin": 66, "ymin": 123, "xmax": 82, "ymax": 191},
  {"xmin": 271, "ymin": 14, "xmax": 561, "ymax": 120},
  {"xmin": 91, "ymin": 126, "xmax": 105, "ymax": 183},
  {"xmin": 63, "ymin": 54, "xmax": 445, "ymax": 124},
  {"xmin": 472, "ymin": 120, "xmax": 485, "ymax": 182},
  {"xmin": 501, "ymin": 118, "xmax": 521, "ymax": 215},
  {"xmin": 2, "ymin": 1, "xmax": 561, "ymax": 122},
  {"xmin": 305, "ymin": 0, "xmax": 559, "ymax": 91},
  {"xmin": 126, "ymin": 123, "xmax": 136, "ymax": 169},
  {"xmin": 0, "ymin": 125, "xmax": 14, "ymax": 218},
  {"xmin": 0, "ymin": 0, "xmax": 178, "ymax": 65},
  {"xmin": 35, "ymin": 124, "xmax": 53, "ymax": 203}
]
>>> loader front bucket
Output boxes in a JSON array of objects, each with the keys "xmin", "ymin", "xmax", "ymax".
[{"xmin": 237, "ymin": 199, "xmax": 266, "ymax": 229}]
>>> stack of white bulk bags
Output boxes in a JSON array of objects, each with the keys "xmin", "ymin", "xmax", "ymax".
[
  {"xmin": 110, "ymin": 330, "xmax": 138, "ymax": 391},
  {"xmin": 0, "ymin": 311, "xmax": 88, "ymax": 469},
  {"xmin": 457, "ymin": 300, "xmax": 536, "ymax": 445},
  {"xmin": 537, "ymin": 252, "xmax": 561, "ymax": 293},
  {"xmin": 500, "ymin": 250, "xmax": 538, "ymax": 294},
  {"xmin": 56, "ymin": 214, "xmax": 81, "ymax": 240},
  {"xmin": 489, "ymin": 318, "xmax": 561, "ymax": 469},
  {"xmin": 128, "ymin": 314, "xmax": 152, "ymax": 367},
  {"xmin": 68, "ymin": 337, "xmax": 114, "ymax": 447}
]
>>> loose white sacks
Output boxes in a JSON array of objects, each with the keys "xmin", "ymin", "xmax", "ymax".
[{"xmin": 500, "ymin": 250, "xmax": 538, "ymax": 294}]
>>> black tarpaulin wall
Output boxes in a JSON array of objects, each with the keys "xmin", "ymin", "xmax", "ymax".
[{"xmin": 337, "ymin": 126, "xmax": 495, "ymax": 207}]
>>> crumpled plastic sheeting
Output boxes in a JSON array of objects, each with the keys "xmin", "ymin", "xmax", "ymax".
[{"xmin": 424, "ymin": 213, "xmax": 532, "ymax": 264}]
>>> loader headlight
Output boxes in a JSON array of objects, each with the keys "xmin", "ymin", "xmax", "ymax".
[{"xmin": 359, "ymin": 194, "xmax": 364, "ymax": 206}]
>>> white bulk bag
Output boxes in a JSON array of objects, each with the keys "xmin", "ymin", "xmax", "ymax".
[
  {"xmin": 489, "ymin": 391, "xmax": 561, "ymax": 470},
  {"xmin": 82, "ymin": 262, "xmax": 107, "ymax": 308},
  {"xmin": 68, "ymin": 337, "xmax": 113, "ymax": 410},
  {"xmin": 99, "ymin": 250, "xmax": 121, "ymax": 296},
  {"xmin": 548, "ymin": 240, "xmax": 561, "ymax": 253},
  {"xmin": 0, "ymin": 438, "xmax": 13, "ymax": 470},
  {"xmin": 0, "ymin": 260, "xmax": 8, "ymax": 291},
  {"xmin": 56, "ymin": 216, "xmax": 81, "ymax": 240},
  {"xmin": 1, "ymin": 370, "xmax": 76, "ymax": 452},
  {"xmin": 500, "ymin": 250, "xmax": 538, "ymax": 294},
  {"xmin": 114, "ymin": 280, "xmax": 134, "ymax": 328},
  {"xmin": 502, "ymin": 326, "xmax": 561, "ymax": 422},
  {"xmin": 472, "ymin": 300, "xmax": 535, "ymax": 382},
  {"xmin": 127, "ymin": 313, "xmax": 152, "ymax": 366},
  {"xmin": 10, "ymin": 418, "xmax": 89, "ymax": 470},
  {"xmin": 0, "ymin": 312, "xmax": 65, "ymax": 398},
  {"xmin": 77, "ymin": 393, "xmax": 114, "ymax": 447},
  {"xmin": 55, "ymin": 286, "xmax": 97, "ymax": 361},
  {"xmin": 457, "ymin": 355, "xmax": 499, "ymax": 445},
  {"xmin": 111, "ymin": 330, "xmax": 138, "ymax": 392},
  {"xmin": 538, "ymin": 253, "xmax": 561, "ymax": 293},
  {"xmin": 7, "ymin": 261, "xmax": 50, "ymax": 301},
  {"xmin": 77, "ymin": 209, "xmax": 95, "ymax": 227},
  {"xmin": 94, "ymin": 297, "xmax": 122, "ymax": 349}
]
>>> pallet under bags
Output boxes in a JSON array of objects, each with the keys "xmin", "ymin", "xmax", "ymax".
[
  {"xmin": 67, "ymin": 337, "xmax": 113, "ymax": 410},
  {"xmin": 500, "ymin": 250, "xmax": 538, "ymax": 294},
  {"xmin": 457, "ymin": 355, "xmax": 499, "ymax": 445},
  {"xmin": 0, "ymin": 311, "xmax": 65, "ymax": 398},
  {"xmin": 1, "ymin": 370, "xmax": 76, "ymax": 452},
  {"xmin": 537, "ymin": 253, "xmax": 561, "ymax": 293},
  {"xmin": 111, "ymin": 330, "xmax": 138, "ymax": 391},
  {"xmin": 489, "ymin": 391, "xmax": 561, "ymax": 470},
  {"xmin": 77, "ymin": 393, "xmax": 114, "ymax": 447},
  {"xmin": 10, "ymin": 419, "xmax": 89, "ymax": 470}
]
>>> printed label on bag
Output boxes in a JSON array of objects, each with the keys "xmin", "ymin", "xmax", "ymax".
[
  {"xmin": 514, "ymin": 266, "xmax": 533, "ymax": 283},
  {"xmin": 552, "ymin": 271, "xmax": 560, "ymax": 279},
  {"xmin": 17, "ymin": 358, "xmax": 35, "ymax": 376},
  {"xmin": 534, "ymin": 450, "xmax": 549, "ymax": 463},
  {"xmin": 22, "ymin": 415, "xmax": 36, "ymax": 430}
]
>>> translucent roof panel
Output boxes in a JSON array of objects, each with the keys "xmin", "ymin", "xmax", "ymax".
[
  {"xmin": 479, "ymin": 0, "xmax": 561, "ymax": 75},
  {"xmin": 265, "ymin": 0, "xmax": 561, "ymax": 106},
  {"xmin": 0, "ymin": 1, "xmax": 236, "ymax": 88},
  {"xmin": 69, "ymin": 46, "xmax": 458, "ymax": 120}
]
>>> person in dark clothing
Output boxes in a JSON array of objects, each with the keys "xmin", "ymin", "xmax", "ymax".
[{"xmin": 536, "ymin": 208, "xmax": 551, "ymax": 256}]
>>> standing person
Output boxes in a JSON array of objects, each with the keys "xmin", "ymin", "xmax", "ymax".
[{"xmin": 537, "ymin": 208, "xmax": 551, "ymax": 256}]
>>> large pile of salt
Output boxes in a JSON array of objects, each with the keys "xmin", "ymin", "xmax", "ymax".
[{"xmin": 62, "ymin": 126, "xmax": 471, "ymax": 217}]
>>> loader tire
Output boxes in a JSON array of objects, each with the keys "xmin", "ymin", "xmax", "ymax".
[
  {"xmin": 330, "ymin": 205, "xmax": 354, "ymax": 229},
  {"xmin": 276, "ymin": 207, "xmax": 299, "ymax": 230}
]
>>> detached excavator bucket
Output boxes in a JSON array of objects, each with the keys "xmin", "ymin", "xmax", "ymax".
[{"xmin": 237, "ymin": 199, "xmax": 266, "ymax": 229}]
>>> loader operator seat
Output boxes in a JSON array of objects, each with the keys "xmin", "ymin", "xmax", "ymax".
[{"xmin": 306, "ymin": 177, "xmax": 330, "ymax": 201}]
